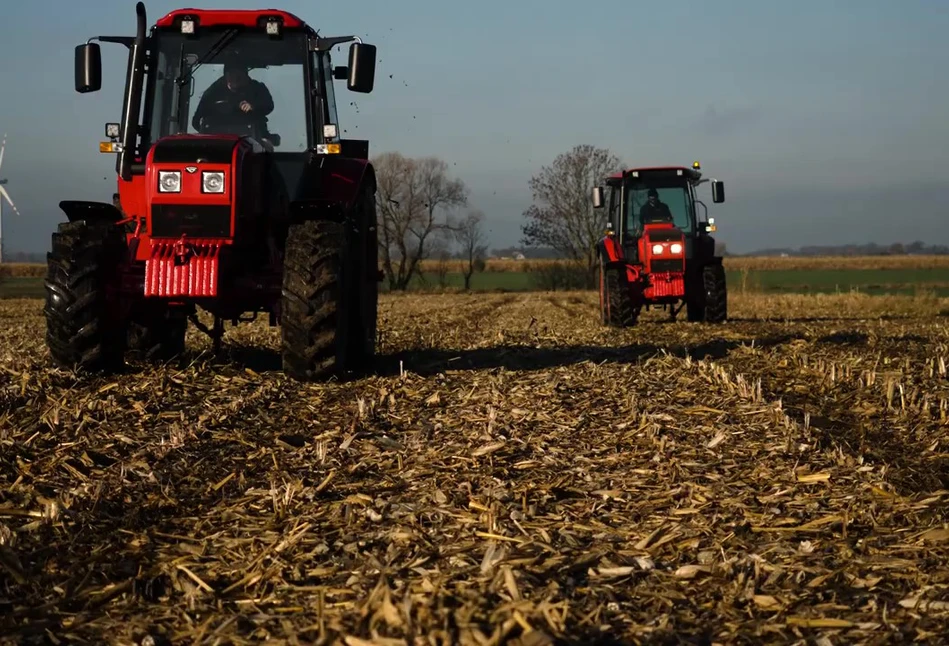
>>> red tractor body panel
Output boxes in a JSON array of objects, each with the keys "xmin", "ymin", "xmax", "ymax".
[
  {"xmin": 155, "ymin": 9, "xmax": 305, "ymax": 28},
  {"xmin": 599, "ymin": 222, "xmax": 687, "ymax": 314},
  {"xmin": 137, "ymin": 134, "xmax": 243, "ymax": 297}
]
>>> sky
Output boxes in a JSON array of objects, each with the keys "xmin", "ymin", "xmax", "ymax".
[{"xmin": 1, "ymin": 0, "xmax": 948, "ymax": 254}]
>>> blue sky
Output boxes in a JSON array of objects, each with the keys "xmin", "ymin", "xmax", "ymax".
[{"xmin": 0, "ymin": 0, "xmax": 947, "ymax": 254}]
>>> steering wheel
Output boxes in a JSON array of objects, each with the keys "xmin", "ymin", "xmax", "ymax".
[
  {"xmin": 195, "ymin": 100, "xmax": 280, "ymax": 149},
  {"xmin": 196, "ymin": 100, "xmax": 248, "ymax": 134}
]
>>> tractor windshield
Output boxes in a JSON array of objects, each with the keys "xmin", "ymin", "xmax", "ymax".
[
  {"xmin": 147, "ymin": 29, "xmax": 311, "ymax": 151},
  {"xmin": 625, "ymin": 180, "xmax": 694, "ymax": 236}
]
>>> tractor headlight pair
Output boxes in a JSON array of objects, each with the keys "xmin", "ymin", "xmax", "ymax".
[
  {"xmin": 651, "ymin": 243, "xmax": 684, "ymax": 255},
  {"xmin": 157, "ymin": 170, "xmax": 225, "ymax": 193}
]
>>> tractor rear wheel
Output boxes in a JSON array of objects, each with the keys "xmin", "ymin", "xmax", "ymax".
[
  {"xmin": 702, "ymin": 263, "xmax": 728, "ymax": 323},
  {"xmin": 127, "ymin": 305, "xmax": 188, "ymax": 362},
  {"xmin": 44, "ymin": 220, "xmax": 128, "ymax": 372},
  {"xmin": 280, "ymin": 219, "xmax": 354, "ymax": 380},
  {"xmin": 603, "ymin": 265, "xmax": 640, "ymax": 327}
]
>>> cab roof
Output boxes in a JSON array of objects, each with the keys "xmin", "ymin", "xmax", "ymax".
[
  {"xmin": 609, "ymin": 166, "xmax": 702, "ymax": 180},
  {"xmin": 155, "ymin": 8, "xmax": 305, "ymax": 29}
]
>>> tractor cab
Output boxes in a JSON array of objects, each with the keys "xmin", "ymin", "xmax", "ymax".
[
  {"xmin": 595, "ymin": 163, "xmax": 724, "ymax": 264},
  {"xmin": 74, "ymin": 5, "xmax": 376, "ymax": 207}
]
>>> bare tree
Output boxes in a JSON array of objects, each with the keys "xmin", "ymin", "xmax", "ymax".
[
  {"xmin": 520, "ymin": 144, "xmax": 624, "ymax": 285},
  {"xmin": 374, "ymin": 152, "xmax": 468, "ymax": 290},
  {"xmin": 453, "ymin": 209, "xmax": 488, "ymax": 290}
]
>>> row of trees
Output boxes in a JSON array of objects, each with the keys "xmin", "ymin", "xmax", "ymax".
[
  {"xmin": 372, "ymin": 144, "xmax": 618, "ymax": 290},
  {"xmin": 373, "ymin": 152, "xmax": 487, "ymax": 290}
]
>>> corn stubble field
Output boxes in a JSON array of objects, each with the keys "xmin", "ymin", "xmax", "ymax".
[{"xmin": 2, "ymin": 290, "xmax": 949, "ymax": 645}]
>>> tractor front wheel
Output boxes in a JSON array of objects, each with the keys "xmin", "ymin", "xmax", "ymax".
[
  {"xmin": 127, "ymin": 305, "xmax": 188, "ymax": 362},
  {"xmin": 280, "ymin": 219, "xmax": 354, "ymax": 381},
  {"xmin": 598, "ymin": 258, "xmax": 611, "ymax": 325},
  {"xmin": 686, "ymin": 271, "xmax": 705, "ymax": 322},
  {"xmin": 702, "ymin": 263, "xmax": 728, "ymax": 323},
  {"xmin": 602, "ymin": 265, "xmax": 640, "ymax": 327},
  {"xmin": 44, "ymin": 220, "xmax": 128, "ymax": 372}
]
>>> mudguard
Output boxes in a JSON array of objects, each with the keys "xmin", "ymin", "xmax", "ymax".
[
  {"xmin": 290, "ymin": 158, "xmax": 376, "ymax": 224},
  {"xmin": 59, "ymin": 200, "xmax": 124, "ymax": 224},
  {"xmin": 598, "ymin": 235, "xmax": 625, "ymax": 263}
]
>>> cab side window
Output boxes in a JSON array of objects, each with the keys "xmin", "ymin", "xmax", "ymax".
[{"xmin": 608, "ymin": 187, "xmax": 621, "ymax": 231}]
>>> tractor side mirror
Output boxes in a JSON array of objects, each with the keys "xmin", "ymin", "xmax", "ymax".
[
  {"xmin": 347, "ymin": 42, "xmax": 376, "ymax": 93},
  {"xmin": 75, "ymin": 43, "xmax": 102, "ymax": 93},
  {"xmin": 711, "ymin": 180, "xmax": 725, "ymax": 203},
  {"xmin": 592, "ymin": 186, "xmax": 604, "ymax": 209}
]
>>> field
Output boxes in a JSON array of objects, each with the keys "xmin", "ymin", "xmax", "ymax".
[{"xmin": 2, "ymin": 289, "xmax": 949, "ymax": 645}]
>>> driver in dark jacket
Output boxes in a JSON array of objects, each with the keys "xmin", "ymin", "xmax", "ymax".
[
  {"xmin": 192, "ymin": 63, "xmax": 274, "ymax": 134},
  {"xmin": 640, "ymin": 188, "xmax": 674, "ymax": 223}
]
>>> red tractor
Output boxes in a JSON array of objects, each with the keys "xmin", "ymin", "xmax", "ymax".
[
  {"xmin": 593, "ymin": 162, "xmax": 727, "ymax": 326},
  {"xmin": 45, "ymin": 3, "xmax": 380, "ymax": 380}
]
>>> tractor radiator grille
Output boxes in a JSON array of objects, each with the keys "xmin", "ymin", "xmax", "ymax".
[
  {"xmin": 650, "ymin": 259, "xmax": 684, "ymax": 273},
  {"xmin": 646, "ymin": 272, "xmax": 685, "ymax": 299},
  {"xmin": 151, "ymin": 204, "xmax": 231, "ymax": 238},
  {"xmin": 145, "ymin": 240, "xmax": 222, "ymax": 297}
]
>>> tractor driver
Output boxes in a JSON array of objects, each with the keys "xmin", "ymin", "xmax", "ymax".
[
  {"xmin": 639, "ymin": 188, "xmax": 674, "ymax": 224},
  {"xmin": 192, "ymin": 63, "xmax": 275, "ymax": 137}
]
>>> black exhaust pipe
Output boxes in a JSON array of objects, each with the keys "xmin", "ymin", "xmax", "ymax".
[{"xmin": 118, "ymin": 2, "xmax": 147, "ymax": 181}]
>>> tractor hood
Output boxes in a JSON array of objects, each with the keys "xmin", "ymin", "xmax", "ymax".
[{"xmin": 151, "ymin": 134, "xmax": 243, "ymax": 164}]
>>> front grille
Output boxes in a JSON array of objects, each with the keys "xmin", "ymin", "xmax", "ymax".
[
  {"xmin": 151, "ymin": 204, "xmax": 231, "ymax": 238},
  {"xmin": 646, "ymin": 272, "xmax": 685, "ymax": 299},
  {"xmin": 650, "ymin": 258, "xmax": 684, "ymax": 273}
]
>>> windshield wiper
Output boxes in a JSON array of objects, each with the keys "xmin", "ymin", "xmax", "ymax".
[{"xmin": 174, "ymin": 28, "xmax": 240, "ymax": 87}]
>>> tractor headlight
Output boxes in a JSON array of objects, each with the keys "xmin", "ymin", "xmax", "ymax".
[
  {"xmin": 652, "ymin": 243, "xmax": 664, "ymax": 255},
  {"xmin": 202, "ymin": 171, "xmax": 225, "ymax": 193},
  {"xmin": 670, "ymin": 243, "xmax": 683, "ymax": 254},
  {"xmin": 158, "ymin": 170, "xmax": 181, "ymax": 193}
]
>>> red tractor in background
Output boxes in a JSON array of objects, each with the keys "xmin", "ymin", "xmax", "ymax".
[
  {"xmin": 45, "ymin": 3, "xmax": 380, "ymax": 380},
  {"xmin": 593, "ymin": 162, "xmax": 727, "ymax": 326}
]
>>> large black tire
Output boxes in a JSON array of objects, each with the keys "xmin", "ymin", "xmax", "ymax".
[
  {"xmin": 44, "ymin": 221, "xmax": 128, "ymax": 372},
  {"xmin": 127, "ymin": 305, "xmax": 188, "ymax": 362},
  {"xmin": 603, "ymin": 264, "xmax": 640, "ymax": 328},
  {"xmin": 280, "ymin": 219, "xmax": 353, "ymax": 380},
  {"xmin": 598, "ymin": 258, "xmax": 611, "ymax": 325},
  {"xmin": 686, "ymin": 269, "xmax": 706, "ymax": 322},
  {"xmin": 346, "ymin": 185, "xmax": 378, "ymax": 371},
  {"xmin": 702, "ymin": 263, "xmax": 728, "ymax": 323}
]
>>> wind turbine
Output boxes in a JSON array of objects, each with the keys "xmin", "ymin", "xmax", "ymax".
[{"xmin": 0, "ymin": 133, "xmax": 22, "ymax": 264}]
